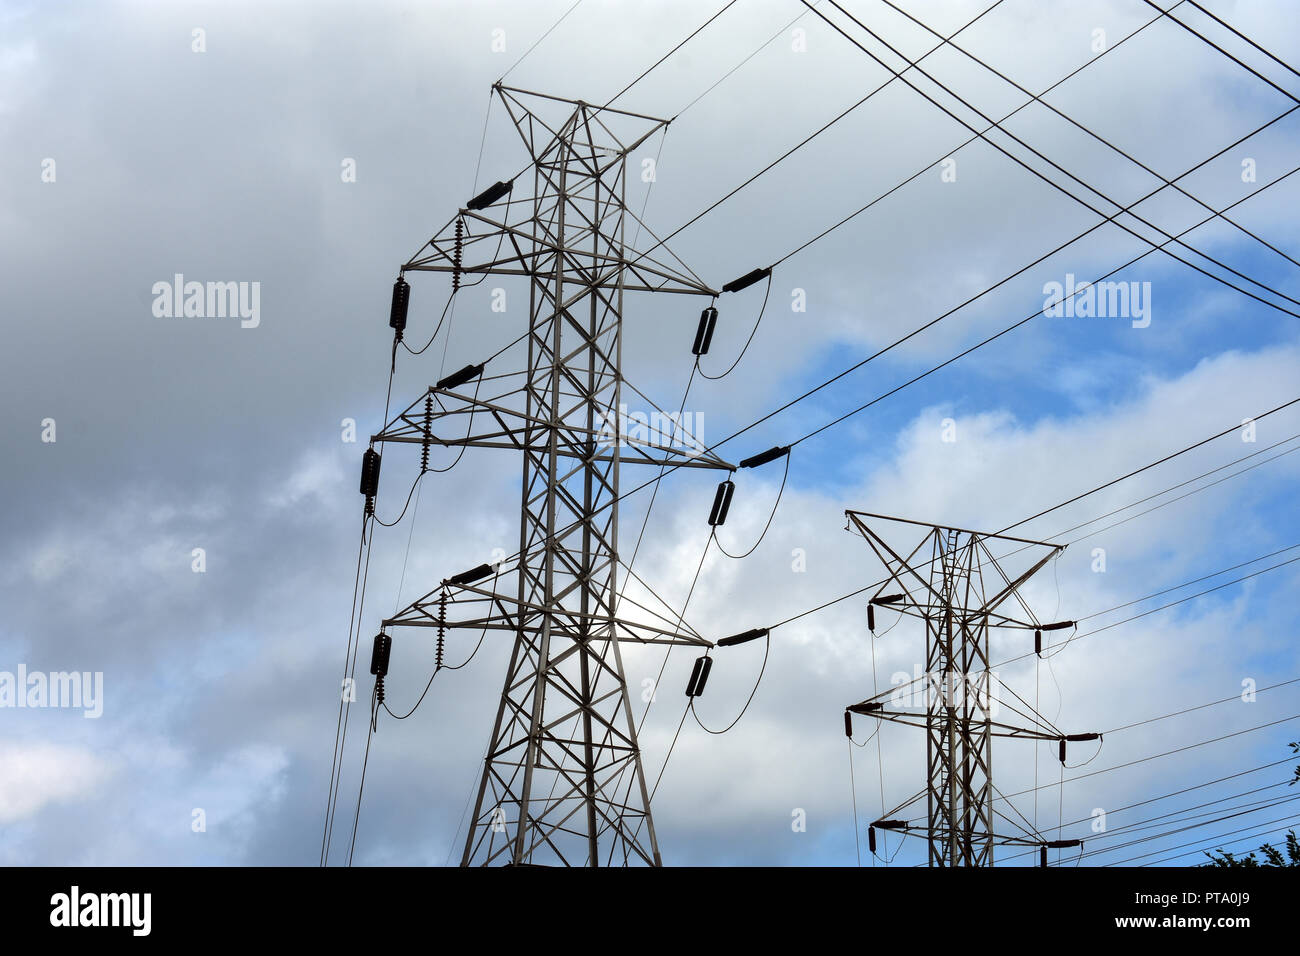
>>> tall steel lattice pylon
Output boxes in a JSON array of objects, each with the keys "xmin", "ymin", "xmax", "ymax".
[
  {"xmin": 842, "ymin": 512, "xmax": 1098, "ymax": 867},
  {"xmin": 372, "ymin": 85, "xmax": 733, "ymax": 866}
]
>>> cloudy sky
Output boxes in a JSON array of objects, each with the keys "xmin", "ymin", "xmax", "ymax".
[{"xmin": 2, "ymin": 0, "xmax": 1298, "ymax": 867}]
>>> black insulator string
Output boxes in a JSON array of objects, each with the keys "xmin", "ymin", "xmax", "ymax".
[
  {"xmin": 425, "ymin": 377, "xmax": 484, "ymax": 475},
  {"xmin": 690, "ymin": 633, "xmax": 770, "ymax": 735},
  {"xmin": 698, "ymin": 272, "xmax": 772, "ymax": 380},
  {"xmin": 383, "ymin": 570, "xmax": 502, "ymax": 721},
  {"xmin": 711, "ymin": 452, "xmax": 789, "ymax": 559}
]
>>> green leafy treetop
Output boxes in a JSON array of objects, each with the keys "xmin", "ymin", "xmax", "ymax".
[{"xmin": 1201, "ymin": 742, "xmax": 1300, "ymax": 868}]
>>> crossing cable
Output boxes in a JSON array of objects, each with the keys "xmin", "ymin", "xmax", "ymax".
[
  {"xmin": 761, "ymin": 393, "xmax": 1300, "ymax": 639},
  {"xmin": 400, "ymin": 10, "xmax": 1298, "ymax": 554},
  {"xmin": 996, "ymin": 771, "xmax": 1299, "ymax": 865},
  {"xmin": 394, "ymin": 136, "xmax": 1300, "ymax": 594},
  {"xmin": 986, "ymin": 432, "xmax": 1300, "ymax": 562},
  {"xmin": 801, "ymin": 0, "xmax": 1300, "ymax": 320},
  {"xmin": 1140, "ymin": 0, "xmax": 1300, "ymax": 104},
  {"xmin": 875, "ymin": 0, "xmax": 1300, "ymax": 274},
  {"xmin": 431, "ymin": 154, "xmax": 1300, "ymax": 608},
  {"xmin": 998, "ymin": 395, "xmax": 1300, "ymax": 535},
  {"xmin": 1036, "ymin": 543, "xmax": 1300, "ymax": 662},
  {"xmin": 631, "ymin": 0, "xmax": 1008, "ymax": 263},
  {"xmin": 875, "ymin": 549, "xmax": 1300, "ymax": 704},
  {"xmin": 1005, "ymin": 761, "xmax": 1300, "ymax": 866},
  {"xmin": 765, "ymin": 155, "xmax": 1300, "ymax": 454},
  {"xmin": 901, "ymin": 716, "xmax": 1300, "ymax": 834},
  {"xmin": 769, "ymin": 0, "xmax": 1187, "ymax": 268},
  {"xmin": 1182, "ymin": 0, "xmax": 1300, "ymax": 81},
  {"xmin": 1104, "ymin": 806, "xmax": 1300, "ymax": 867},
  {"xmin": 674, "ymin": 1, "xmax": 829, "ymax": 118},
  {"xmin": 1080, "ymin": 792, "xmax": 1300, "ymax": 861},
  {"xmin": 1139, "ymin": 818, "xmax": 1300, "ymax": 867},
  {"xmin": 1105, "ymin": 677, "xmax": 1300, "ymax": 736},
  {"xmin": 1007, "ymin": 790, "xmax": 1300, "ymax": 867},
  {"xmin": 601, "ymin": 0, "xmax": 741, "ymax": 110},
  {"xmin": 1001, "ymin": 715, "xmax": 1299, "ymax": 804}
]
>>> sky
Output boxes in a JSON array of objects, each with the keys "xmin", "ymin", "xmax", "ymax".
[{"xmin": 1, "ymin": 0, "xmax": 1298, "ymax": 867}]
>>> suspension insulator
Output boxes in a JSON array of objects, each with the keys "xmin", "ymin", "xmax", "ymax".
[
  {"xmin": 370, "ymin": 632, "xmax": 392, "ymax": 678},
  {"xmin": 692, "ymin": 306, "xmax": 719, "ymax": 356},
  {"xmin": 435, "ymin": 592, "xmax": 447, "ymax": 671},
  {"xmin": 868, "ymin": 825, "xmax": 877, "ymax": 854},
  {"xmin": 685, "ymin": 655, "xmax": 713, "ymax": 698},
  {"xmin": 448, "ymin": 563, "xmax": 494, "ymax": 587},
  {"xmin": 359, "ymin": 448, "xmax": 382, "ymax": 498},
  {"xmin": 708, "ymin": 479, "xmax": 735, "ymax": 526},
  {"xmin": 1040, "ymin": 845, "xmax": 1048, "ymax": 867},
  {"xmin": 717, "ymin": 627, "xmax": 768, "ymax": 647},
  {"xmin": 1034, "ymin": 628, "xmax": 1041, "ymax": 656},
  {"xmin": 844, "ymin": 711, "xmax": 853, "ymax": 738},
  {"xmin": 437, "ymin": 362, "xmax": 485, "ymax": 391},
  {"xmin": 1059, "ymin": 738, "xmax": 1067, "ymax": 764},
  {"xmin": 421, "ymin": 393, "xmax": 433, "ymax": 472},
  {"xmin": 452, "ymin": 218, "xmax": 464, "ymax": 292},
  {"xmin": 738, "ymin": 445, "xmax": 789, "ymax": 469},
  {"xmin": 389, "ymin": 277, "xmax": 410, "ymax": 337},
  {"xmin": 868, "ymin": 604, "xmax": 875, "ymax": 632},
  {"xmin": 467, "ymin": 179, "xmax": 512, "ymax": 210},
  {"xmin": 722, "ymin": 266, "xmax": 771, "ymax": 293}
]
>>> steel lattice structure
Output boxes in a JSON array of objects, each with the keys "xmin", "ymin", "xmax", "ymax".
[
  {"xmin": 843, "ymin": 512, "xmax": 1096, "ymax": 867},
  {"xmin": 376, "ymin": 85, "xmax": 732, "ymax": 866}
]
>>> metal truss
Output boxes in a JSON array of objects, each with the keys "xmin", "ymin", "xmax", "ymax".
[
  {"xmin": 377, "ymin": 85, "xmax": 731, "ymax": 866},
  {"xmin": 843, "ymin": 511, "xmax": 1089, "ymax": 867}
]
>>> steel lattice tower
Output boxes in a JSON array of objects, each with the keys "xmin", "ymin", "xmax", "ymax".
[
  {"xmin": 373, "ymin": 85, "xmax": 732, "ymax": 866},
  {"xmin": 843, "ymin": 512, "xmax": 1096, "ymax": 867}
]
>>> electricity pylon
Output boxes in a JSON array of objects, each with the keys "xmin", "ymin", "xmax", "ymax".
[
  {"xmin": 373, "ymin": 85, "xmax": 733, "ymax": 866},
  {"xmin": 842, "ymin": 511, "xmax": 1097, "ymax": 867}
]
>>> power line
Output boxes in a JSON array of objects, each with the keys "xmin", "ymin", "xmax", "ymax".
[
  {"xmin": 498, "ymin": 0, "xmax": 586, "ymax": 83},
  {"xmin": 802, "ymin": 0, "xmax": 1300, "ymax": 319}
]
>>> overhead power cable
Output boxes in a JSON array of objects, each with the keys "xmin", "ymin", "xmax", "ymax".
[{"xmin": 802, "ymin": 0, "xmax": 1300, "ymax": 319}]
